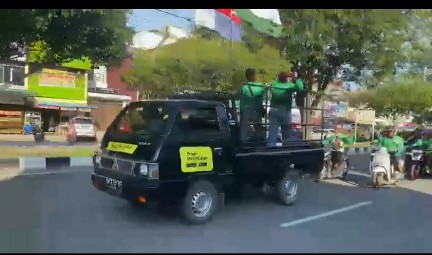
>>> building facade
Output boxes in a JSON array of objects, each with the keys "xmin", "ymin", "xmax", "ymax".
[
  {"xmin": 0, "ymin": 61, "xmax": 36, "ymax": 133},
  {"xmin": 87, "ymin": 66, "xmax": 131, "ymax": 130},
  {"xmin": 26, "ymin": 60, "xmax": 95, "ymax": 132}
]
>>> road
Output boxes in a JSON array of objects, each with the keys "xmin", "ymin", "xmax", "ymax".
[{"xmin": 2, "ymin": 153, "xmax": 432, "ymax": 253}]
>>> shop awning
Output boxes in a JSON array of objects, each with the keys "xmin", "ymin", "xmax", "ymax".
[
  {"xmin": 35, "ymin": 97, "xmax": 97, "ymax": 111},
  {"xmin": 0, "ymin": 87, "xmax": 37, "ymax": 106}
]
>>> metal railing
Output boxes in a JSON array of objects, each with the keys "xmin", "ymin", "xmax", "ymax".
[{"xmin": 172, "ymin": 87, "xmax": 327, "ymax": 148}]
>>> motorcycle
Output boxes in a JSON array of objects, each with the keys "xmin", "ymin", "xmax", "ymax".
[
  {"xmin": 405, "ymin": 146, "xmax": 423, "ymax": 181},
  {"xmin": 31, "ymin": 123, "xmax": 45, "ymax": 142},
  {"xmin": 319, "ymin": 146, "xmax": 349, "ymax": 181},
  {"xmin": 370, "ymin": 147, "xmax": 403, "ymax": 188}
]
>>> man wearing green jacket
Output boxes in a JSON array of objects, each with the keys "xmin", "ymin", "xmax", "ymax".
[
  {"xmin": 379, "ymin": 127, "xmax": 405, "ymax": 173},
  {"xmin": 267, "ymin": 72, "xmax": 304, "ymax": 146},
  {"xmin": 411, "ymin": 131, "xmax": 432, "ymax": 172},
  {"xmin": 239, "ymin": 68, "xmax": 266, "ymax": 144}
]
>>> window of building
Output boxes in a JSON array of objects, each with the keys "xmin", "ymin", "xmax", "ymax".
[
  {"xmin": 94, "ymin": 73, "xmax": 105, "ymax": 83},
  {"xmin": 0, "ymin": 64, "xmax": 25, "ymax": 86}
]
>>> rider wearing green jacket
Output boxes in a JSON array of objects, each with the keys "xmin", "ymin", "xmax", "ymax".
[
  {"xmin": 323, "ymin": 133, "xmax": 354, "ymax": 153},
  {"xmin": 411, "ymin": 131, "xmax": 432, "ymax": 171},
  {"xmin": 379, "ymin": 128, "xmax": 405, "ymax": 172}
]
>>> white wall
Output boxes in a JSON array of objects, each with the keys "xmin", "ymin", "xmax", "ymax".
[{"xmin": 88, "ymin": 66, "xmax": 108, "ymax": 89}]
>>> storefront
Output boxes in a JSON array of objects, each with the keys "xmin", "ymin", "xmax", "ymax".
[
  {"xmin": 87, "ymin": 91, "xmax": 131, "ymax": 130},
  {"xmin": 0, "ymin": 88, "xmax": 36, "ymax": 134},
  {"xmin": 26, "ymin": 61, "xmax": 96, "ymax": 132}
]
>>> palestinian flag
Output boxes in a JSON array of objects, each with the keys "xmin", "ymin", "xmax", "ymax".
[
  {"xmin": 235, "ymin": 9, "xmax": 283, "ymax": 37},
  {"xmin": 195, "ymin": 9, "xmax": 283, "ymax": 41},
  {"xmin": 195, "ymin": 9, "xmax": 242, "ymax": 41}
]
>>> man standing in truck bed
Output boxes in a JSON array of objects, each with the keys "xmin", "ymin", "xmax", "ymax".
[
  {"xmin": 267, "ymin": 72, "xmax": 304, "ymax": 147},
  {"xmin": 239, "ymin": 68, "xmax": 266, "ymax": 144}
]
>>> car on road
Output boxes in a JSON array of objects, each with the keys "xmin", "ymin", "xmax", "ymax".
[
  {"xmin": 67, "ymin": 117, "xmax": 97, "ymax": 143},
  {"xmin": 91, "ymin": 91, "xmax": 324, "ymax": 225}
]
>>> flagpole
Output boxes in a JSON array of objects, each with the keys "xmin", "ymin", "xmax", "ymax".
[{"xmin": 229, "ymin": 18, "xmax": 234, "ymax": 63}]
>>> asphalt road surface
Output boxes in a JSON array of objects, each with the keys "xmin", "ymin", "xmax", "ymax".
[{"xmin": 1, "ymin": 156, "xmax": 432, "ymax": 253}]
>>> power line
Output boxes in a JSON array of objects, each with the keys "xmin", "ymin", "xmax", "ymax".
[{"xmin": 154, "ymin": 9, "xmax": 194, "ymax": 23}]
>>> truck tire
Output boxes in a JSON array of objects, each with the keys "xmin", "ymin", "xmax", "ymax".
[
  {"xmin": 180, "ymin": 180, "xmax": 219, "ymax": 225},
  {"xmin": 275, "ymin": 171, "xmax": 299, "ymax": 206}
]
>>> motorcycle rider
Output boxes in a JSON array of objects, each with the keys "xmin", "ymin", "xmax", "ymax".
[
  {"xmin": 323, "ymin": 133, "xmax": 353, "ymax": 179},
  {"xmin": 379, "ymin": 127, "xmax": 405, "ymax": 180},
  {"xmin": 410, "ymin": 131, "xmax": 432, "ymax": 173}
]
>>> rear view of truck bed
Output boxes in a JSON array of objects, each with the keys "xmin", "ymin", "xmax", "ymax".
[{"xmin": 235, "ymin": 141, "xmax": 324, "ymax": 176}]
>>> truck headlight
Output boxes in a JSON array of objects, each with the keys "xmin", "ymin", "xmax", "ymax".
[
  {"xmin": 138, "ymin": 163, "xmax": 159, "ymax": 179},
  {"xmin": 139, "ymin": 164, "xmax": 148, "ymax": 176},
  {"xmin": 95, "ymin": 155, "xmax": 101, "ymax": 165},
  {"xmin": 93, "ymin": 149, "xmax": 102, "ymax": 166}
]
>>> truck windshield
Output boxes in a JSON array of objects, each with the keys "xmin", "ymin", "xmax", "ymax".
[{"xmin": 116, "ymin": 102, "xmax": 171, "ymax": 137}]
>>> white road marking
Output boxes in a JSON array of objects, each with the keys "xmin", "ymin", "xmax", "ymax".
[{"xmin": 280, "ymin": 201, "xmax": 373, "ymax": 228}]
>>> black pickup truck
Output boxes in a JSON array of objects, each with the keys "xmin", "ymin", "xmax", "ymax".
[{"xmin": 91, "ymin": 92, "xmax": 324, "ymax": 225}]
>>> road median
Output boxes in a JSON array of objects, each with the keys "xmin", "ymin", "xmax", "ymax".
[{"xmin": 0, "ymin": 156, "xmax": 93, "ymax": 179}]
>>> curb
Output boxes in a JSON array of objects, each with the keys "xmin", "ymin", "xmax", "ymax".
[
  {"xmin": 19, "ymin": 156, "xmax": 93, "ymax": 171},
  {"xmin": 1, "ymin": 157, "xmax": 93, "ymax": 175}
]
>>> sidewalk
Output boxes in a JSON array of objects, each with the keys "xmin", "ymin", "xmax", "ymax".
[
  {"xmin": 0, "ymin": 167, "xmax": 21, "ymax": 181},
  {"xmin": 0, "ymin": 131, "xmax": 105, "ymax": 143}
]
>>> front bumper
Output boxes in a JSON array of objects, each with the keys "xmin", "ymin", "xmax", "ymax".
[{"xmin": 91, "ymin": 168, "xmax": 160, "ymax": 201}]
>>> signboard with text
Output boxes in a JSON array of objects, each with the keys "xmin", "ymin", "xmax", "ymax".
[
  {"xmin": 39, "ymin": 69, "xmax": 76, "ymax": 88},
  {"xmin": 27, "ymin": 65, "xmax": 87, "ymax": 102}
]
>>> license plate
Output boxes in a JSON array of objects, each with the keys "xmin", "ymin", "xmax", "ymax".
[{"xmin": 105, "ymin": 177, "xmax": 123, "ymax": 192}]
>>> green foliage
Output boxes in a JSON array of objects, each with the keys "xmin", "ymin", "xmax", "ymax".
[
  {"xmin": 0, "ymin": 9, "xmax": 134, "ymax": 67},
  {"xmin": 242, "ymin": 10, "xmax": 432, "ymax": 98},
  {"xmin": 123, "ymin": 38, "xmax": 291, "ymax": 96},
  {"xmin": 348, "ymin": 78, "xmax": 432, "ymax": 118}
]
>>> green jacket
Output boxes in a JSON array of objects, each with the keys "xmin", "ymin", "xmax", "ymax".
[
  {"xmin": 412, "ymin": 138, "xmax": 432, "ymax": 154},
  {"xmin": 379, "ymin": 135, "xmax": 405, "ymax": 157},
  {"xmin": 269, "ymin": 79, "xmax": 304, "ymax": 110},
  {"xmin": 323, "ymin": 134, "xmax": 354, "ymax": 150},
  {"xmin": 239, "ymin": 82, "xmax": 266, "ymax": 111}
]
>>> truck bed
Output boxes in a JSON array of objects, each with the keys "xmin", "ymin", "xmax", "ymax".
[{"xmin": 234, "ymin": 140, "xmax": 324, "ymax": 176}]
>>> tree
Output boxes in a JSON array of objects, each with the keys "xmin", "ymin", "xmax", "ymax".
[
  {"xmin": 0, "ymin": 9, "xmax": 134, "ymax": 67},
  {"xmin": 123, "ymin": 38, "xmax": 291, "ymax": 97},
  {"xmin": 239, "ymin": 9, "xmax": 432, "ymax": 137},
  {"xmin": 347, "ymin": 78, "xmax": 432, "ymax": 119}
]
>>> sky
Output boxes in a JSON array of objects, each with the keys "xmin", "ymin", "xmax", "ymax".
[
  {"xmin": 128, "ymin": 9, "xmax": 360, "ymax": 90},
  {"xmin": 129, "ymin": 9, "xmax": 194, "ymax": 32}
]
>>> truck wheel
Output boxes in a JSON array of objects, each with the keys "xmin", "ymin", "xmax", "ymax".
[
  {"xmin": 181, "ymin": 180, "xmax": 219, "ymax": 225},
  {"xmin": 275, "ymin": 172, "xmax": 299, "ymax": 206}
]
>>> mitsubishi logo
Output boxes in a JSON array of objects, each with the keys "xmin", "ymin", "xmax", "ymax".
[{"xmin": 112, "ymin": 159, "xmax": 119, "ymax": 171}]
